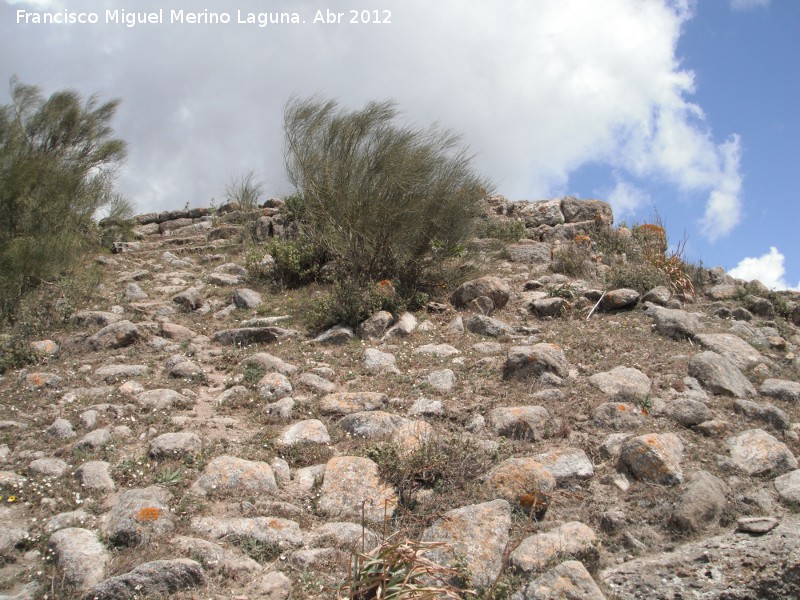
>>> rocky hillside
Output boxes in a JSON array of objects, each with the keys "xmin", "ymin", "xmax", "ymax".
[{"xmin": 1, "ymin": 196, "xmax": 800, "ymax": 600}]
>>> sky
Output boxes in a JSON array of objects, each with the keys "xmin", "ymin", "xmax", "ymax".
[{"xmin": 1, "ymin": 0, "xmax": 798, "ymax": 289}]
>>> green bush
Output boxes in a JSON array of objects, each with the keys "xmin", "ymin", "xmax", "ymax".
[
  {"xmin": 0, "ymin": 77, "xmax": 129, "ymax": 322},
  {"xmin": 224, "ymin": 169, "xmax": 264, "ymax": 213},
  {"xmin": 283, "ymin": 96, "xmax": 491, "ymax": 292},
  {"xmin": 604, "ymin": 262, "xmax": 672, "ymax": 294},
  {"xmin": 550, "ymin": 242, "xmax": 594, "ymax": 277},
  {"xmin": 247, "ymin": 237, "xmax": 327, "ymax": 288},
  {"xmin": 475, "ymin": 219, "xmax": 526, "ymax": 242},
  {"xmin": 306, "ymin": 277, "xmax": 406, "ymax": 332}
]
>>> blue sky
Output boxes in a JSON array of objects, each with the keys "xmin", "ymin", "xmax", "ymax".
[{"xmin": 1, "ymin": 0, "xmax": 798, "ymax": 288}]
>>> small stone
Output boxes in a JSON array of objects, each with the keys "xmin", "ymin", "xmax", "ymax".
[
  {"xmin": 589, "ymin": 366, "xmax": 651, "ymax": 401},
  {"xmin": 87, "ymin": 320, "xmax": 141, "ymax": 350},
  {"xmin": 504, "ymin": 344, "xmax": 570, "ymax": 380},
  {"xmin": 28, "ymin": 458, "xmax": 68, "ymax": 478},
  {"xmin": 592, "ymin": 402, "xmax": 647, "ymax": 430},
  {"xmin": 339, "ymin": 411, "xmax": 408, "ymax": 439},
  {"xmin": 726, "ymin": 429, "xmax": 797, "ymax": 476},
  {"xmin": 357, "ymin": 311, "xmax": 394, "ymax": 339},
  {"xmin": 103, "ymin": 486, "xmax": 174, "ymax": 546},
  {"xmin": 233, "ymin": 288, "xmax": 262, "ymax": 308},
  {"xmin": 412, "ymin": 343, "xmax": 461, "ymax": 357},
  {"xmin": 761, "ymin": 378, "xmax": 800, "ymax": 403},
  {"xmin": 363, "ymin": 348, "xmax": 399, "ymax": 373},
  {"xmin": 252, "ymin": 369, "xmax": 292, "ymax": 400},
  {"xmin": 45, "ymin": 418, "xmax": 75, "ymax": 439},
  {"xmin": 75, "ymin": 461, "xmax": 115, "ymax": 492},
  {"xmin": 465, "ymin": 315, "xmax": 514, "ymax": 337},
  {"xmin": 733, "ymin": 399, "xmax": 790, "ymax": 430},
  {"xmin": 774, "ymin": 470, "xmax": 800, "ymax": 505},
  {"xmin": 190, "ymin": 516, "xmax": 302, "ymax": 548},
  {"xmin": 85, "ymin": 559, "xmax": 205, "ymax": 599},
  {"xmin": 47, "ymin": 528, "xmax": 111, "ymax": 591},
  {"xmin": 601, "ymin": 288, "xmax": 640, "ymax": 311},
  {"xmin": 172, "ymin": 287, "xmax": 204, "ymax": 310},
  {"xmin": 534, "ymin": 448, "xmax": 594, "ymax": 482},
  {"xmin": 737, "ymin": 516, "xmax": 779, "ymax": 534},
  {"xmin": 383, "ymin": 312, "xmax": 418, "ymax": 338},
  {"xmin": 191, "ymin": 455, "xmax": 277, "ymax": 497},
  {"xmin": 312, "ymin": 325, "xmax": 354, "ymax": 345},
  {"xmin": 619, "ymin": 433, "xmax": 684, "ymax": 486},
  {"xmin": 298, "ymin": 372, "xmax": 337, "ymax": 393},
  {"xmin": 408, "ymin": 397, "xmax": 444, "ymax": 417},
  {"xmin": 688, "ymin": 351, "xmax": 756, "ymax": 398},
  {"xmin": 276, "ymin": 419, "xmax": 331, "ymax": 447},
  {"xmin": 510, "ymin": 522, "xmax": 599, "ymax": 574},
  {"xmin": 515, "ymin": 560, "xmax": 607, "ymax": 600},
  {"xmin": 149, "ymin": 432, "xmax": 202, "ymax": 459},
  {"xmin": 319, "ymin": 392, "xmax": 388, "ymax": 415},
  {"xmin": 451, "ymin": 276, "xmax": 511, "ymax": 310},
  {"xmin": 424, "ymin": 369, "xmax": 455, "ymax": 393},
  {"xmin": 671, "ymin": 470, "xmax": 729, "ymax": 532},
  {"xmin": 490, "ymin": 405, "xmax": 551, "ymax": 441},
  {"xmin": 664, "ymin": 398, "xmax": 712, "ymax": 427},
  {"xmin": 482, "ymin": 457, "xmax": 556, "ymax": 516}
]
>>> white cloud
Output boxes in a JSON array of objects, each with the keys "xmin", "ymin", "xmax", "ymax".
[
  {"xmin": 0, "ymin": 0, "xmax": 744, "ymax": 242},
  {"xmin": 607, "ymin": 178, "xmax": 649, "ymax": 219},
  {"xmin": 729, "ymin": 0, "xmax": 771, "ymax": 12},
  {"xmin": 729, "ymin": 247, "xmax": 800, "ymax": 290}
]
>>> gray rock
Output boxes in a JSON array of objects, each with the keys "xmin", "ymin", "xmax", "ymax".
[
  {"xmin": 510, "ymin": 522, "xmax": 599, "ymax": 574},
  {"xmin": 688, "ymin": 351, "xmax": 756, "ymax": 398},
  {"xmin": 737, "ymin": 516, "xmax": 779, "ymax": 534},
  {"xmin": 642, "ymin": 286, "xmax": 671, "ymax": 306},
  {"xmin": 513, "ymin": 560, "xmax": 606, "ymax": 600},
  {"xmin": 619, "ymin": 433, "xmax": 684, "ymax": 485},
  {"xmin": 490, "ymin": 406, "xmax": 551, "ymax": 441},
  {"xmin": 504, "ymin": 344, "xmax": 570, "ymax": 380},
  {"xmin": 451, "ymin": 276, "xmax": 511, "ymax": 310},
  {"xmin": 76, "ymin": 428, "xmax": 112, "ymax": 450},
  {"xmin": 774, "ymin": 470, "xmax": 800, "ymax": 505},
  {"xmin": 589, "ymin": 366, "xmax": 651, "ymax": 401},
  {"xmin": 760, "ymin": 378, "xmax": 800, "ymax": 402},
  {"xmin": 245, "ymin": 571, "xmax": 293, "ymax": 599},
  {"xmin": 72, "ymin": 310, "xmax": 121, "ymax": 328},
  {"xmin": 602, "ymin": 514, "xmax": 800, "ymax": 598},
  {"xmin": 124, "ymin": 283, "xmax": 148, "ymax": 301},
  {"xmin": 534, "ymin": 448, "xmax": 594, "ymax": 482},
  {"xmin": 318, "ymin": 456, "xmax": 398, "ymax": 524},
  {"xmin": 95, "ymin": 364, "xmax": 149, "ymax": 383},
  {"xmin": 319, "ymin": 392, "xmax": 388, "ymax": 415},
  {"xmin": 483, "ymin": 457, "xmax": 556, "ymax": 516},
  {"xmin": 363, "ymin": 348, "xmax": 399, "ymax": 373},
  {"xmin": 136, "ymin": 388, "xmax": 192, "ymax": 411},
  {"xmin": 167, "ymin": 358, "xmax": 204, "ymax": 380},
  {"xmin": 561, "ymin": 197, "xmax": 613, "ymax": 223},
  {"xmin": 149, "ymin": 432, "xmax": 202, "ymax": 459},
  {"xmin": 233, "ymin": 288, "xmax": 262, "ymax": 308},
  {"xmin": 529, "ymin": 297, "xmax": 565, "ymax": 318},
  {"xmin": 383, "ymin": 312, "xmax": 418, "ymax": 338},
  {"xmin": 600, "ymin": 288, "xmax": 640, "ymax": 311},
  {"xmin": 87, "ymin": 320, "xmax": 141, "ymax": 351},
  {"xmin": 276, "ymin": 419, "xmax": 331, "ymax": 447},
  {"xmin": 75, "ymin": 461, "xmax": 115, "ymax": 492},
  {"xmin": 733, "ymin": 399, "xmax": 790, "ymax": 430},
  {"xmin": 422, "ymin": 499, "xmax": 511, "ymax": 588},
  {"xmin": 297, "ymin": 372, "xmax": 337, "ymax": 393},
  {"xmin": 465, "ymin": 314, "xmax": 514, "ymax": 337},
  {"xmin": 664, "ymin": 397, "xmax": 712, "ymax": 427},
  {"xmin": 408, "ymin": 397, "xmax": 445, "ymax": 417},
  {"xmin": 339, "ymin": 410, "xmax": 408, "ymax": 439},
  {"xmin": 212, "ymin": 326, "xmax": 300, "ymax": 346},
  {"xmin": 191, "ymin": 455, "xmax": 277, "ymax": 497},
  {"xmin": 44, "ymin": 510, "xmax": 94, "ymax": 534},
  {"xmin": 170, "ymin": 535, "xmax": 260, "ymax": 577},
  {"xmin": 103, "ymin": 486, "xmax": 174, "ymax": 546},
  {"xmin": 745, "ymin": 295, "xmax": 775, "ymax": 317},
  {"xmin": 506, "ymin": 242, "xmax": 552, "ymax": 264},
  {"xmin": 726, "ymin": 429, "xmax": 797, "ymax": 476},
  {"xmin": 46, "ymin": 418, "xmax": 76, "ymax": 439},
  {"xmin": 694, "ymin": 333, "xmax": 765, "ymax": 372},
  {"xmin": 47, "ymin": 527, "xmax": 110, "ymax": 591},
  {"xmin": 519, "ymin": 199, "xmax": 565, "ymax": 226},
  {"xmin": 208, "ymin": 272, "xmax": 245, "ymax": 286},
  {"xmin": 28, "ymin": 458, "xmax": 68, "ymax": 478},
  {"xmin": 305, "ymin": 522, "xmax": 380, "ymax": 552},
  {"xmin": 312, "ymin": 325, "xmax": 355, "ymax": 345},
  {"xmin": 242, "ymin": 352, "xmax": 298, "ymax": 376},
  {"xmin": 172, "ymin": 287, "xmax": 204, "ymax": 310},
  {"xmin": 592, "ymin": 402, "xmax": 647, "ymax": 430},
  {"xmin": 646, "ymin": 306, "xmax": 701, "ymax": 340},
  {"xmin": 425, "ymin": 369, "xmax": 455, "ymax": 393},
  {"xmin": 190, "ymin": 516, "xmax": 302, "ymax": 548},
  {"xmin": 257, "ymin": 372, "xmax": 293, "ymax": 401},
  {"xmin": 85, "ymin": 559, "xmax": 205, "ymax": 600},
  {"xmin": 671, "ymin": 470, "xmax": 729, "ymax": 532},
  {"xmin": 472, "ymin": 341, "xmax": 504, "ymax": 354},
  {"xmin": 412, "ymin": 343, "xmax": 461, "ymax": 356},
  {"xmin": 357, "ymin": 311, "xmax": 394, "ymax": 339}
]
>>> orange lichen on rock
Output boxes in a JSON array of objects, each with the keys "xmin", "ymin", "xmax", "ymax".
[{"xmin": 134, "ymin": 506, "xmax": 161, "ymax": 522}]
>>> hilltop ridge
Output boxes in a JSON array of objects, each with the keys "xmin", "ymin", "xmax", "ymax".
[{"xmin": 1, "ymin": 196, "xmax": 799, "ymax": 599}]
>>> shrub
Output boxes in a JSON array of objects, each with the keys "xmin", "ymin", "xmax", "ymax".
[
  {"xmin": 0, "ymin": 77, "xmax": 129, "ymax": 322},
  {"xmin": 306, "ymin": 277, "xmax": 406, "ymax": 332},
  {"xmin": 475, "ymin": 219, "xmax": 526, "ymax": 242},
  {"xmin": 340, "ymin": 538, "xmax": 472, "ymax": 600},
  {"xmin": 550, "ymin": 242, "xmax": 594, "ymax": 277},
  {"xmin": 247, "ymin": 237, "xmax": 327, "ymax": 288},
  {"xmin": 224, "ymin": 169, "xmax": 264, "ymax": 213},
  {"xmin": 283, "ymin": 96, "xmax": 491, "ymax": 293},
  {"xmin": 604, "ymin": 262, "xmax": 671, "ymax": 294}
]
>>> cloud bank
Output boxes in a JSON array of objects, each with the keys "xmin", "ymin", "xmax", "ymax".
[
  {"xmin": 729, "ymin": 247, "xmax": 800, "ymax": 291},
  {"xmin": 1, "ymin": 0, "xmax": 744, "ymax": 241}
]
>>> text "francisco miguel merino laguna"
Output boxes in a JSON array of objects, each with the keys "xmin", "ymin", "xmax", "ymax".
[{"xmin": 16, "ymin": 9, "xmax": 308, "ymax": 27}]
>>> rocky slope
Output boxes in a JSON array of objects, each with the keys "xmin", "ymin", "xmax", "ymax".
[{"xmin": 1, "ymin": 197, "xmax": 799, "ymax": 599}]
